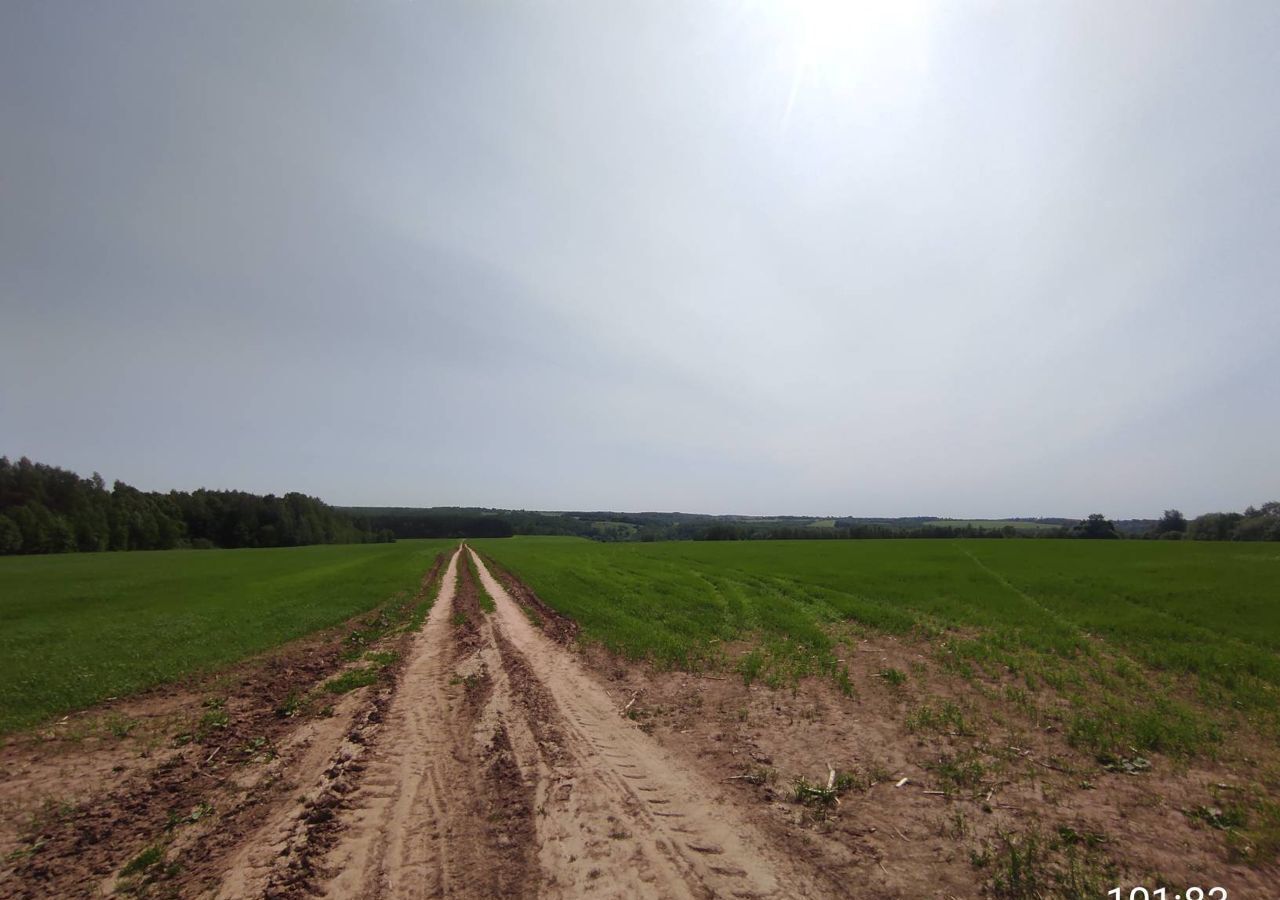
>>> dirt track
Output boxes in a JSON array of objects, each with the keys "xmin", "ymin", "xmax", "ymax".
[{"xmin": 216, "ymin": 546, "xmax": 805, "ymax": 899}]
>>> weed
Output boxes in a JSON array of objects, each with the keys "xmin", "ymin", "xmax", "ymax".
[
  {"xmin": 275, "ymin": 691, "xmax": 304, "ymax": 719},
  {"xmin": 1095, "ymin": 752, "xmax": 1152, "ymax": 775},
  {"xmin": 520, "ymin": 604, "xmax": 544, "ymax": 628},
  {"xmin": 979, "ymin": 827, "xmax": 1118, "ymax": 899},
  {"xmin": 464, "ymin": 551, "xmax": 497, "ymax": 613},
  {"xmin": 877, "ymin": 667, "xmax": 907, "ymax": 687},
  {"xmin": 452, "ymin": 672, "xmax": 483, "ymax": 691},
  {"xmin": 792, "ymin": 776, "xmax": 839, "ymax": 807},
  {"xmin": 242, "ymin": 735, "xmax": 275, "ymax": 760},
  {"xmin": 1227, "ymin": 798, "xmax": 1280, "ymax": 864},
  {"xmin": 834, "ymin": 665, "xmax": 855, "ymax": 697},
  {"xmin": 737, "ymin": 649, "xmax": 765, "ymax": 686},
  {"xmin": 906, "ymin": 700, "xmax": 973, "ymax": 736},
  {"xmin": 105, "ymin": 713, "xmax": 137, "ymax": 738},
  {"xmin": 195, "ymin": 700, "xmax": 229, "ymax": 739},
  {"xmin": 120, "ymin": 843, "xmax": 164, "ymax": 877},
  {"xmin": 731, "ymin": 764, "xmax": 777, "ymax": 786},
  {"xmin": 941, "ymin": 809, "xmax": 969, "ymax": 839},
  {"xmin": 322, "ymin": 668, "xmax": 379, "ymax": 695},
  {"xmin": 791, "ymin": 767, "xmax": 867, "ymax": 809},
  {"xmin": 1188, "ymin": 804, "xmax": 1246, "ymax": 830},
  {"xmin": 926, "ymin": 751, "xmax": 986, "ymax": 794}
]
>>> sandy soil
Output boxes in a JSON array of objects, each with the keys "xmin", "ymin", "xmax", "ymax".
[
  {"xmin": 3, "ymin": 544, "xmax": 1275, "ymax": 899},
  {"xmin": 218, "ymin": 547, "xmax": 811, "ymax": 899}
]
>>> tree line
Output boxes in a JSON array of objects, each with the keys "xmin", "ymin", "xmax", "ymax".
[
  {"xmin": 697, "ymin": 507, "xmax": 1279, "ymax": 542},
  {"xmin": 1138, "ymin": 505, "xmax": 1280, "ymax": 541},
  {"xmin": 0, "ymin": 457, "xmax": 391, "ymax": 555},
  {"xmin": 353, "ymin": 510, "xmax": 515, "ymax": 540},
  {"xmin": 695, "ymin": 522, "xmax": 1030, "ymax": 541}
]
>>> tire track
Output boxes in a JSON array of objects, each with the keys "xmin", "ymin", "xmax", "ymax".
[
  {"xmin": 469, "ymin": 548, "xmax": 803, "ymax": 899},
  {"xmin": 219, "ymin": 546, "xmax": 812, "ymax": 899},
  {"xmin": 313, "ymin": 546, "xmax": 537, "ymax": 900}
]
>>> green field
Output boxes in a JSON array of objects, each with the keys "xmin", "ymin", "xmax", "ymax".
[
  {"xmin": 6, "ymin": 535, "xmax": 1277, "ymax": 757},
  {"xmin": 927, "ymin": 518, "xmax": 1060, "ymax": 532},
  {"xmin": 0, "ymin": 540, "xmax": 452, "ymax": 733},
  {"xmin": 475, "ymin": 537, "xmax": 1280, "ymax": 755}
]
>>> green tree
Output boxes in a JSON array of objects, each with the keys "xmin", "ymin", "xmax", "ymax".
[
  {"xmin": 0, "ymin": 514, "xmax": 21, "ymax": 554},
  {"xmin": 1189, "ymin": 512, "xmax": 1243, "ymax": 541},
  {"xmin": 1154, "ymin": 509, "xmax": 1187, "ymax": 535},
  {"xmin": 1072, "ymin": 513, "xmax": 1119, "ymax": 539}
]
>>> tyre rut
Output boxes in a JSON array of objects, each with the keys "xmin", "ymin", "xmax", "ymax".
[
  {"xmin": 469, "ymin": 548, "xmax": 800, "ymax": 899},
  {"xmin": 219, "ymin": 545, "xmax": 810, "ymax": 899}
]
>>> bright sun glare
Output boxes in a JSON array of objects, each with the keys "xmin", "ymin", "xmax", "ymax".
[
  {"xmin": 790, "ymin": 0, "xmax": 928, "ymax": 63},
  {"xmin": 752, "ymin": 0, "xmax": 935, "ymax": 128}
]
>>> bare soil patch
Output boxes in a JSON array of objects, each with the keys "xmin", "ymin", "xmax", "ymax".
[
  {"xmin": 580, "ymin": 631, "xmax": 1280, "ymax": 897},
  {"xmin": 0, "ymin": 553, "xmax": 448, "ymax": 899}
]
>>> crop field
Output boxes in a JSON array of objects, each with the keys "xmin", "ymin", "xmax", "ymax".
[
  {"xmin": 474, "ymin": 537, "xmax": 1280, "ymax": 756},
  {"xmin": 3, "ymin": 536, "xmax": 1278, "ymax": 896},
  {"xmin": 0, "ymin": 539, "xmax": 453, "ymax": 733}
]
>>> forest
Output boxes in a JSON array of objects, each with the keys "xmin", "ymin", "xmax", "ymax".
[
  {"xmin": 0, "ymin": 457, "xmax": 389, "ymax": 555},
  {"xmin": 4, "ymin": 457, "xmax": 1275, "ymax": 555}
]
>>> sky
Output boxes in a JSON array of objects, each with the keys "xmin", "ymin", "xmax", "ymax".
[{"xmin": 2, "ymin": 1, "xmax": 1278, "ymax": 519}]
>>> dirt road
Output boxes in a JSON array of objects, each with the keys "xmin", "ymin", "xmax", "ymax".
[{"xmin": 216, "ymin": 545, "xmax": 807, "ymax": 899}]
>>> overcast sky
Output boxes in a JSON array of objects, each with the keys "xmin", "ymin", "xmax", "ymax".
[{"xmin": 2, "ymin": 1, "xmax": 1277, "ymax": 518}]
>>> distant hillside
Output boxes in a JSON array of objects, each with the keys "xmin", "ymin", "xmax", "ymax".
[
  {"xmin": 338, "ymin": 508, "xmax": 1091, "ymax": 542},
  {"xmin": 338, "ymin": 503, "xmax": 1280, "ymax": 545}
]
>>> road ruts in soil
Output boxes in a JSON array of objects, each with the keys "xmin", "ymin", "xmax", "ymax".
[
  {"xmin": 217, "ymin": 545, "xmax": 811, "ymax": 899},
  {"xmin": 309, "ymin": 546, "xmax": 538, "ymax": 900},
  {"xmin": 469, "ymin": 548, "xmax": 808, "ymax": 900}
]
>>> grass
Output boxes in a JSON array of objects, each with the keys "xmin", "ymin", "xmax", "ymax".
[
  {"xmin": 464, "ymin": 549, "xmax": 496, "ymax": 613},
  {"xmin": 473, "ymin": 536, "xmax": 1280, "ymax": 756},
  {"xmin": 974, "ymin": 826, "xmax": 1118, "ymax": 899},
  {"xmin": 0, "ymin": 539, "xmax": 455, "ymax": 733},
  {"xmin": 322, "ymin": 668, "xmax": 381, "ymax": 695}
]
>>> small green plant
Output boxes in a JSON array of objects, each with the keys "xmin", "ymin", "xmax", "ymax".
[
  {"xmin": 835, "ymin": 665, "xmax": 855, "ymax": 697},
  {"xmin": 105, "ymin": 713, "xmax": 137, "ymax": 738},
  {"xmin": 980, "ymin": 827, "xmax": 1118, "ymax": 899},
  {"xmin": 926, "ymin": 751, "xmax": 986, "ymax": 794},
  {"xmin": 906, "ymin": 700, "xmax": 973, "ymax": 736},
  {"xmin": 120, "ymin": 843, "xmax": 164, "ymax": 877},
  {"xmin": 1188, "ymin": 803, "xmax": 1247, "ymax": 831},
  {"xmin": 730, "ymin": 765, "xmax": 777, "ymax": 786},
  {"xmin": 736, "ymin": 649, "xmax": 765, "ymax": 686},
  {"xmin": 792, "ymin": 775, "xmax": 839, "ymax": 807},
  {"xmin": 449, "ymin": 671, "xmax": 484, "ymax": 692},
  {"xmin": 791, "ymin": 768, "xmax": 865, "ymax": 808},
  {"xmin": 942, "ymin": 809, "xmax": 969, "ymax": 839},
  {"xmin": 465, "ymin": 553, "xmax": 497, "ymax": 613},
  {"xmin": 195, "ymin": 698, "xmax": 229, "ymax": 738},
  {"xmin": 1225, "ymin": 797, "xmax": 1280, "ymax": 864},
  {"xmin": 878, "ymin": 667, "xmax": 907, "ymax": 687},
  {"xmin": 275, "ymin": 691, "xmax": 304, "ymax": 719},
  {"xmin": 520, "ymin": 604, "xmax": 544, "ymax": 628},
  {"xmin": 242, "ymin": 735, "xmax": 275, "ymax": 760},
  {"xmin": 323, "ymin": 667, "xmax": 379, "ymax": 695}
]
